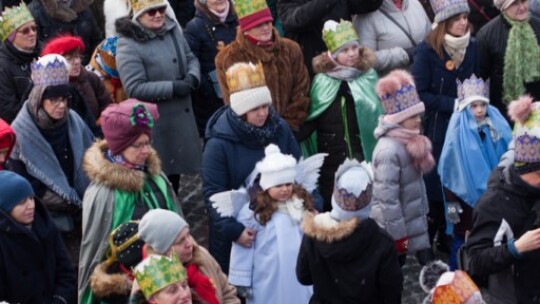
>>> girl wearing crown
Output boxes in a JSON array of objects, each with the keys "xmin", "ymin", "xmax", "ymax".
[
  {"xmin": 438, "ymin": 75, "xmax": 511, "ymax": 269},
  {"xmin": 298, "ymin": 19, "xmax": 383, "ymax": 212},
  {"xmin": 370, "ymin": 70, "xmax": 436, "ymax": 266}
]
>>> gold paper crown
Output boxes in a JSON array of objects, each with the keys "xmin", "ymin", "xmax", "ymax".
[
  {"xmin": 226, "ymin": 62, "xmax": 267, "ymax": 94},
  {"xmin": 134, "ymin": 254, "xmax": 187, "ymax": 299},
  {"xmin": 234, "ymin": 0, "xmax": 268, "ymax": 19},
  {"xmin": 130, "ymin": 0, "xmax": 166, "ymax": 15},
  {"xmin": 432, "ymin": 271, "xmax": 480, "ymax": 304},
  {"xmin": 0, "ymin": 3, "xmax": 34, "ymax": 41},
  {"xmin": 322, "ymin": 20, "xmax": 359, "ymax": 53}
]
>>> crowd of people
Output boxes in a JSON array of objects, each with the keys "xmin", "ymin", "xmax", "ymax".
[{"xmin": 1, "ymin": 0, "xmax": 540, "ymax": 302}]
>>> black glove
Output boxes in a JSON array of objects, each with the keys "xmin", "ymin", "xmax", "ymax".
[
  {"xmin": 173, "ymin": 80, "xmax": 191, "ymax": 97},
  {"xmin": 185, "ymin": 74, "xmax": 199, "ymax": 89},
  {"xmin": 404, "ymin": 47, "xmax": 415, "ymax": 64}
]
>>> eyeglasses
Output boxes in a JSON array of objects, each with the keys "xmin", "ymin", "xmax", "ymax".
[
  {"xmin": 47, "ymin": 96, "xmax": 71, "ymax": 105},
  {"xmin": 17, "ymin": 25, "xmax": 37, "ymax": 35},
  {"xmin": 64, "ymin": 54, "xmax": 84, "ymax": 62},
  {"xmin": 146, "ymin": 6, "xmax": 166, "ymax": 17},
  {"xmin": 130, "ymin": 140, "xmax": 152, "ymax": 150}
]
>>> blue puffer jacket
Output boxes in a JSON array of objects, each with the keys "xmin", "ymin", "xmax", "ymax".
[
  {"xmin": 202, "ymin": 106, "xmax": 301, "ymax": 273},
  {"xmin": 410, "ymin": 38, "xmax": 479, "ymax": 201}
]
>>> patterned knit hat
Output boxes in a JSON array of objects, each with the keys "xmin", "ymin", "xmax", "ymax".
[
  {"xmin": 100, "ymin": 99, "xmax": 159, "ymax": 155},
  {"xmin": 430, "ymin": 0, "xmax": 470, "ymax": 23},
  {"xmin": 31, "ymin": 54, "xmax": 70, "ymax": 87},
  {"xmin": 330, "ymin": 159, "xmax": 374, "ymax": 222},
  {"xmin": 130, "ymin": 0, "xmax": 167, "ymax": 20},
  {"xmin": 134, "ymin": 254, "xmax": 187, "ymax": 299},
  {"xmin": 234, "ymin": 0, "xmax": 273, "ymax": 31},
  {"xmin": 41, "ymin": 35, "xmax": 85, "ymax": 57},
  {"xmin": 322, "ymin": 19, "xmax": 359, "ymax": 54},
  {"xmin": 0, "ymin": 2, "xmax": 34, "ymax": 41},
  {"xmin": 377, "ymin": 70, "xmax": 425, "ymax": 124},
  {"xmin": 0, "ymin": 171, "xmax": 34, "ymax": 213},
  {"xmin": 91, "ymin": 36, "xmax": 119, "ymax": 78},
  {"xmin": 226, "ymin": 62, "xmax": 272, "ymax": 116},
  {"xmin": 256, "ymin": 144, "xmax": 297, "ymax": 190},
  {"xmin": 508, "ymin": 96, "xmax": 540, "ymax": 173},
  {"xmin": 457, "ymin": 75, "xmax": 490, "ymax": 111}
]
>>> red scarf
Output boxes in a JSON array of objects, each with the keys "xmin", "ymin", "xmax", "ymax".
[
  {"xmin": 245, "ymin": 34, "xmax": 274, "ymax": 47},
  {"xmin": 187, "ymin": 264, "xmax": 219, "ymax": 304}
]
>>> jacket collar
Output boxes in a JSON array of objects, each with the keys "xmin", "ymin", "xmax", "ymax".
[{"xmin": 301, "ymin": 212, "xmax": 360, "ymax": 243}]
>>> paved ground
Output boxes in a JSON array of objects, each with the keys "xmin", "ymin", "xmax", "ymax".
[{"xmin": 178, "ymin": 174, "xmax": 436, "ymax": 304}]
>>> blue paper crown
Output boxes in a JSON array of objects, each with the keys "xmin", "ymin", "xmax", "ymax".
[
  {"xmin": 31, "ymin": 57, "xmax": 69, "ymax": 87},
  {"xmin": 380, "ymin": 83, "xmax": 422, "ymax": 115}
]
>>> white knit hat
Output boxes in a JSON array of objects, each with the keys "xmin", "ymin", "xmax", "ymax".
[
  {"xmin": 256, "ymin": 144, "xmax": 297, "ymax": 190},
  {"xmin": 226, "ymin": 62, "xmax": 272, "ymax": 116},
  {"xmin": 138, "ymin": 209, "xmax": 188, "ymax": 254}
]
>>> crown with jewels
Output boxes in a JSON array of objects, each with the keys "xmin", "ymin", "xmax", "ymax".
[
  {"xmin": 234, "ymin": 0, "xmax": 268, "ymax": 19},
  {"xmin": 322, "ymin": 20, "xmax": 359, "ymax": 53},
  {"xmin": 134, "ymin": 254, "xmax": 187, "ymax": 299},
  {"xmin": 31, "ymin": 55, "xmax": 69, "ymax": 87},
  {"xmin": 226, "ymin": 61, "xmax": 267, "ymax": 94},
  {"xmin": 429, "ymin": 0, "xmax": 470, "ymax": 23},
  {"xmin": 130, "ymin": 0, "xmax": 166, "ymax": 16},
  {"xmin": 513, "ymin": 102, "xmax": 540, "ymax": 163},
  {"xmin": 0, "ymin": 3, "xmax": 34, "ymax": 41},
  {"xmin": 380, "ymin": 83, "xmax": 422, "ymax": 115},
  {"xmin": 457, "ymin": 75, "xmax": 490, "ymax": 111}
]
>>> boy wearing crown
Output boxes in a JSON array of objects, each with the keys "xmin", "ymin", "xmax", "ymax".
[
  {"xmin": 214, "ymin": 0, "xmax": 310, "ymax": 131},
  {"xmin": 438, "ymin": 75, "xmax": 511, "ymax": 270}
]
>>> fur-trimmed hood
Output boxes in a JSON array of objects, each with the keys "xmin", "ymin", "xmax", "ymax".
[
  {"xmin": 39, "ymin": 0, "xmax": 94, "ymax": 22},
  {"xmin": 115, "ymin": 15, "xmax": 177, "ymax": 42},
  {"xmin": 312, "ymin": 46, "xmax": 376, "ymax": 74},
  {"xmin": 89, "ymin": 262, "xmax": 132, "ymax": 299},
  {"xmin": 302, "ymin": 212, "xmax": 359, "ymax": 243},
  {"xmin": 83, "ymin": 139, "xmax": 162, "ymax": 192}
]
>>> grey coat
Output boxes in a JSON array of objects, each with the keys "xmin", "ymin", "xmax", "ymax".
[
  {"xmin": 116, "ymin": 16, "xmax": 201, "ymax": 175},
  {"xmin": 353, "ymin": 0, "xmax": 430, "ymax": 75},
  {"xmin": 369, "ymin": 119, "xmax": 430, "ymax": 253}
]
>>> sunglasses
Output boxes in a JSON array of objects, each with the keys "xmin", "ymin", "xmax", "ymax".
[
  {"xmin": 146, "ymin": 6, "xmax": 166, "ymax": 17},
  {"xmin": 17, "ymin": 25, "xmax": 37, "ymax": 35}
]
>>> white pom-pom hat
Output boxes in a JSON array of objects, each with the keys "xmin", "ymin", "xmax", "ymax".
[{"xmin": 256, "ymin": 144, "xmax": 297, "ymax": 190}]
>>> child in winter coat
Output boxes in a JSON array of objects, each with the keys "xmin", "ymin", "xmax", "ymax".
[
  {"xmin": 299, "ymin": 19, "xmax": 383, "ymax": 211},
  {"xmin": 438, "ymin": 75, "xmax": 512, "ymax": 269},
  {"xmin": 370, "ymin": 70, "xmax": 436, "ymax": 266},
  {"xmin": 297, "ymin": 159, "xmax": 403, "ymax": 304}
]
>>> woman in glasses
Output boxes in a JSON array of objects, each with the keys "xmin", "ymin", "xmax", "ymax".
[
  {"xmin": 116, "ymin": 0, "xmax": 201, "ymax": 196},
  {"xmin": 78, "ymin": 99, "xmax": 183, "ymax": 304},
  {"xmin": 0, "ymin": 3, "xmax": 39, "ymax": 124},
  {"xmin": 9, "ymin": 54, "xmax": 95, "ymax": 266}
]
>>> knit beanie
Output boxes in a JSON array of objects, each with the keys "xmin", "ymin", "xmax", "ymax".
[
  {"xmin": 456, "ymin": 74, "xmax": 490, "ymax": 111},
  {"xmin": 330, "ymin": 159, "xmax": 374, "ymax": 222},
  {"xmin": 234, "ymin": 0, "xmax": 273, "ymax": 32},
  {"xmin": 100, "ymin": 99, "xmax": 159, "ymax": 155},
  {"xmin": 429, "ymin": 0, "xmax": 470, "ymax": 23},
  {"xmin": 377, "ymin": 69, "xmax": 425, "ymax": 124},
  {"xmin": 138, "ymin": 209, "xmax": 188, "ymax": 254},
  {"xmin": 256, "ymin": 144, "xmax": 297, "ymax": 190},
  {"xmin": 0, "ymin": 3, "xmax": 34, "ymax": 41},
  {"xmin": 31, "ymin": 54, "xmax": 70, "ymax": 88},
  {"xmin": 494, "ymin": 0, "xmax": 517, "ymax": 10},
  {"xmin": 41, "ymin": 35, "xmax": 85, "ymax": 57},
  {"xmin": 226, "ymin": 62, "xmax": 272, "ymax": 116},
  {"xmin": 507, "ymin": 96, "xmax": 540, "ymax": 174},
  {"xmin": 0, "ymin": 171, "xmax": 34, "ymax": 212},
  {"xmin": 130, "ymin": 0, "xmax": 167, "ymax": 21},
  {"xmin": 322, "ymin": 20, "xmax": 360, "ymax": 56}
]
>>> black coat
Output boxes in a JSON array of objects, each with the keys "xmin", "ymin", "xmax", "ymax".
[
  {"xmin": 0, "ymin": 200, "xmax": 76, "ymax": 303},
  {"xmin": 477, "ymin": 15, "xmax": 540, "ymax": 118},
  {"xmin": 0, "ymin": 41, "xmax": 37, "ymax": 123},
  {"xmin": 297, "ymin": 214, "xmax": 403, "ymax": 304}
]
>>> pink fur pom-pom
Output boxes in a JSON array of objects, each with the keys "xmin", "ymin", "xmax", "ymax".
[
  {"xmin": 508, "ymin": 95, "xmax": 533, "ymax": 124},
  {"xmin": 389, "ymin": 69, "xmax": 416, "ymax": 87},
  {"xmin": 376, "ymin": 69, "xmax": 415, "ymax": 96}
]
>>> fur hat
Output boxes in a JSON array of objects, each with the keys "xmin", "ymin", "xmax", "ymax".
[
  {"xmin": 457, "ymin": 74, "xmax": 490, "ymax": 112},
  {"xmin": 377, "ymin": 70, "xmax": 425, "ymax": 124},
  {"xmin": 226, "ymin": 62, "xmax": 272, "ymax": 116},
  {"xmin": 31, "ymin": 54, "xmax": 70, "ymax": 87},
  {"xmin": 508, "ymin": 96, "xmax": 540, "ymax": 173},
  {"xmin": 256, "ymin": 144, "xmax": 297, "ymax": 190},
  {"xmin": 130, "ymin": 0, "xmax": 167, "ymax": 21},
  {"xmin": 430, "ymin": 0, "xmax": 470, "ymax": 23},
  {"xmin": 41, "ymin": 35, "xmax": 85, "ymax": 56},
  {"xmin": 138, "ymin": 209, "xmax": 188, "ymax": 254},
  {"xmin": 234, "ymin": 0, "xmax": 273, "ymax": 31},
  {"xmin": 330, "ymin": 159, "xmax": 374, "ymax": 222},
  {"xmin": 100, "ymin": 99, "xmax": 159, "ymax": 155},
  {"xmin": 0, "ymin": 171, "xmax": 34, "ymax": 213}
]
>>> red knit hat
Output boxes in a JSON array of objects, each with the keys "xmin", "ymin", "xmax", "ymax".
[{"xmin": 41, "ymin": 35, "xmax": 85, "ymax": 56}]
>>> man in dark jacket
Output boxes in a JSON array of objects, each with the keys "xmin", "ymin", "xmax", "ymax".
[
  {"xmin": 0, "ymin": 171, "xmax": 76, "ymax": 304},
  {"xmin": 465, "ymin": 96, "xmax": 540, "ymax": 303}
]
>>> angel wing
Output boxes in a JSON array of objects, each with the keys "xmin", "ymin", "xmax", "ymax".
[
  {"xmin": 295, "ymin": 153, "xmax": 328, "ymax": 192},
  {"xmin": 209, "ymin": 188, "xmax": 249, "ymax": 218}
]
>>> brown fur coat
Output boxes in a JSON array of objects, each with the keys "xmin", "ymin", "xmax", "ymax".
[{"xmin": 214, "ymin": 28, "xmax": 310, "ymax": 130}]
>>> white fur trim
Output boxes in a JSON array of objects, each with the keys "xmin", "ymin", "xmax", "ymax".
[
  {"xmin": 383, "ymin": 102, "xmax": 425, "ymax": 124},
  {"xmin": 230, "ymin": 86, "xmax": 272, "ymax": 116},
  {"xmin": 458, "ymin": 96, "xmax": 490, "ymax": 112}
]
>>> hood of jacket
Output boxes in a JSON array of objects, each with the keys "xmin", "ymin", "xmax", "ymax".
[
  {"xmin": 115, "ymin": 16, "xmax": 177, "ymax": 42},
  {"xmin": 39, "ymin": 0, "xmax": 93, "ymax": 22},
  {"xmin": 0, "ymin": 118, "xmax": 16, "ymax": 167},
  {"xmin": 312, "ymin": 46, "xmax": 376, "ymax": 74},
  {"xmin": 492, "ymin": 163, "xmax": 540, "ymax": 201},
  {"xmin": 83, "ymin": 139, "xmax": 162, "ymax": 193},
  {"xmin": 89, "ymin": 262, "xmax": 132, "ymax": 299},
  {"xmin": 301, "ymin": 212, "xmax": 381, "ymax": 262}
]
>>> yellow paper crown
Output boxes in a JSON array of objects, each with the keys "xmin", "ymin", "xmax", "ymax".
[
  {"xmin": 322, "ymin": 20, "xmax": 359, "ymax": 53},
  {"xmin": 130, "ymin": 0, "xmax": 166, "ymax": 15},
  {"xmin": 226, "ymin": 61, "xmax": 267, "ymax": 94},
  {"xmin": 134, "ymin": 254, "xmax": 187, "ymax": 299},
  {"xmin": 234, "ymin": 0, "xmax": 268, "ymax": 19},
  {"xmin": 0, "ymin": 3, "xmax": 34, "ymax": 41},
  {"xmin": 432, "ymin": 271, "xmax": 481, "ymax": 304}
]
